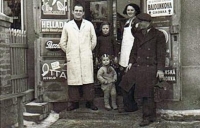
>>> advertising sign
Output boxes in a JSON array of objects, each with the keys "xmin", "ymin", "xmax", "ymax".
[
  {"xmin": 40, "ymin": 19, "xmax": 68, "ymax": 33},
  {"xmin": 43, "ymin": 82, "xmax": 68, "ymax": 102},
  {"xmin": 40, "ymin": 60, "xmax": 67, "ymax": 82},
  {"xmin": 90, "ymin": 1, "xmax": 108, "ymax": 22},
  {"xmin": 41, "ymin": 0, "xmax": 68, "ymax": 19},
  {"xmin": 147, "ymin": 0, "xmax": 173, "ymax": 17},
  {"xmin": 164, "ymin": 68, "xmax": 176, "ymax": 83},
  {"xmin": 152, "ymin": 16, "xmax": 171, "ymax": 27},
  {"xmin": 40, "ymin": 38, "xmax": 65, "ymax": 56}
]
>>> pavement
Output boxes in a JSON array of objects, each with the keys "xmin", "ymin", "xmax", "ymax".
[{"xmin": 49, "ymin": 105, "xmax": 200, "ymax": 128}]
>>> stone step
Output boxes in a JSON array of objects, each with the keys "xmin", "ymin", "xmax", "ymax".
[
  {"xmin": 24, "ymin": 101, "xmax": 52, "ymax": 122},
  {"xmin": 23, "ymin": 112, "xmax": 49, "ymax": 122},
  {"xmin": 25, "ymin": 102, "xmax": 52, "ymax": 114}
]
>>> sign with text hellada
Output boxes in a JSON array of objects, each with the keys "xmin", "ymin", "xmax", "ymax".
[
  {"xmin": 147, "ymin": 0, "xmax": 174, "ymax": 17},
  {"xmin": 40, "ymin": 38, "xmax": 65, "ymax": 56},
  {"xmin": 40, "ymin": 19, "xmax": 68, "ymax": 33}
]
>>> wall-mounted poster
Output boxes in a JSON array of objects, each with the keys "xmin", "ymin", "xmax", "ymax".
[
  {"xmin": 90, "ymin": 1, "xmax": 108, "ymax": 22},
  {"xmin": 41, "ymin": 0, "xmax": 68, "ymax": 19}
]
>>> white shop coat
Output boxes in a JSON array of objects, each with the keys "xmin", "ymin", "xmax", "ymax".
[{"xmin": 59, "ymin": 19, "xmax": 97, "ymax": 85}]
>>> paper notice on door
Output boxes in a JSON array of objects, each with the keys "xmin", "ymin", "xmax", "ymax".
[{"xmin": 51, "ymin": 61, "xmax": 61, "ymax": 70}]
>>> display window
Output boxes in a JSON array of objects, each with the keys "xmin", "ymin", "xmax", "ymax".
[{"xmin": 1, "ymin": 0, "xmax": 24, "ymax": 29}]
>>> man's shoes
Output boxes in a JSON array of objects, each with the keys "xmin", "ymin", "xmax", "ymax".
[
  {"xmin": 85, "ymin": 101, "xmax": 98, "ymax": 110},
  {"xmin": 118, "ymin": 106, "xmax": 138, "ymax": 113},
  {"xmin": 125, "ymin": 105, "xmax": 138, "ymax": 112},
  {"xmin": 139, "ymin": 119, "xmax": 153, "ymax": 127},
  {"xmin": 67, "ymin": 102, "xmax": 79, "ymax": 111}
]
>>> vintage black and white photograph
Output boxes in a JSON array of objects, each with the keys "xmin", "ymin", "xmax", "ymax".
[{"xmin": 0, "ymin": 0, "xmax": 200, "ymax": 128}]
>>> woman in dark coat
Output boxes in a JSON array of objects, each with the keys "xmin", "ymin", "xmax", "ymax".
[{"xmin": 119, "ymin": 13, "xmax": 166, "ymax": 126}]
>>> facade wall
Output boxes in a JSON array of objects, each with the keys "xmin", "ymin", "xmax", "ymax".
[
  {"xmin": 180, "ymin": 0, "xmax": 200, "ymax": 109},
  {"xmin": 26, "ymin": 0, "xmax": 35, "ymax": 91},
  {"xmin": 157, "ymin": 0, "xmax": 200, "ymax": 110}
]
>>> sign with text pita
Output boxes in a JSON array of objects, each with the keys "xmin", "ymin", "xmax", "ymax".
[{"xmin": 147, "ymin": 0, "xmax": 173, "ymax": 17}]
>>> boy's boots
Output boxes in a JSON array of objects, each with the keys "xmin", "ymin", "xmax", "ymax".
[
  {"xmin": 111, "ymin": 94, "xmax": 118, "ymax": 110},
  {"xmin": 104, "ymin": 98, "xmax": 111, "ymax": 111}
]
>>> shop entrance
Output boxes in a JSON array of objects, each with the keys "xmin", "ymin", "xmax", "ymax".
[{"xmin": 33, "ymin": 0, "xmax": 181, "ymax": 102}]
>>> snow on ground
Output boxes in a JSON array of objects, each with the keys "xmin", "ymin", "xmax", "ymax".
[
  {"xmin": 13, "ymin": 111, "xmax": 59, "ymax": 128},
  {"xmin": 158, "ymin": 109, "xmax": 200, "ymax": 116}
]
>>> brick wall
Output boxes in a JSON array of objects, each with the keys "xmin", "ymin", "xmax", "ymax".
[
  {"xmin": 0, "ymin": 29, "xmax": 11, "ymax": 95},
  {"xmin": 0, "ymin": 15, "xmax": 17, "ymax": 128}
]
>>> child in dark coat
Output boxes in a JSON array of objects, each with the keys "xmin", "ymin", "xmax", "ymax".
[{"xmin": 95, "ymin": 21, "xmax": 118, "ymax": 66}]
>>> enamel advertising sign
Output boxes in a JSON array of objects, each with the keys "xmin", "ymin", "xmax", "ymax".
[
  {"xmin": 40, "ymin": 19, "xmax": 68, "ymax": 33},
  {"xmin": 147, "ymin": 0, "xmax": 174, "ymax": 17},
  {"xmin": 40, "ymin": 38, "xmax": 65, "ymax": 56},
  {"xmin": 41, "ymin": 0, "xmax": 68, "ymax": 16}
]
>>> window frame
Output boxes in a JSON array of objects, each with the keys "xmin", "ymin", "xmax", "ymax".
[{"xmin": 1, "ymin": 0, "xmax": 25, "ymax": 30}]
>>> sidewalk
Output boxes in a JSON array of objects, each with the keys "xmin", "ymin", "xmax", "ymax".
[{"xmin": 49, "ymin": 106, "xmax": 200, "ymax": 128}]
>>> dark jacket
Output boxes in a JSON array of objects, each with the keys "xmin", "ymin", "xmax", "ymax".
[
  {"xmin": 95, "ymin": 34, "xmax": 118, "ymax": 58},
  {"xmin": 119, "ymin": 26, "xmax": 166, "ymax": 98}
]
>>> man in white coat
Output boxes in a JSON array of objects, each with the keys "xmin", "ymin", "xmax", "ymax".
[{"xmin": 59, "ymin": 3, "xmax": 98, "ymax": 111}]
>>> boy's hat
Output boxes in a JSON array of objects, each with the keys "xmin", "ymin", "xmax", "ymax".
[{"xmin": 137, "ymin": 13, "xmax": 152, "ymax": 22}]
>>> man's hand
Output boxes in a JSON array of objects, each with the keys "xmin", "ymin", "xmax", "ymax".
[
  {"xmin": 104, "ymin": 81, "xmax": 108, "ymax": 84},
  {"xmin": 95, "ymin": 57, "xmax": 99, "ymax": 66},
  {"xmin": 114, "ymin": 57, "xmax": 118, "ymax": 64},
  {"xmin": 156, "ymin": 70, "xmax": 165, "ymax": 81},
  {"xmin": 125, "ymin": 63, "xmax": 132, "ymax": 73}
]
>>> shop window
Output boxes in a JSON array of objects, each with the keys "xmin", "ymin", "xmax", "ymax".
[{"xmin": 2, "ymin": 0, "xmax": 23, "ymax": 29}]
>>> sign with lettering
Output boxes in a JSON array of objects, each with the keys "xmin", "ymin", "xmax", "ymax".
[
  {"xmin": 152, "ymin": 16, "xmax": 171, "ymax": 27},
  {"xmin": 147, "ymin": 0, "xmax": 173, "ymax": 17},
  {"xmin": 164, "ymin": 67, "xmax": 176, "ymax": 83},
  {"xmin": 41, "ymin": 60, "xmax": 67, "ymax": 82},
  {"xmin": 40, "ymin": 38, "xmax": 65, "ymax": 56},
  {"xmin": 42, "ymin": 0, "xmax": 67, "ymax": 15},
  {"xmin": 40, "ymin": 19, "xmax": 69, "ymax": 33}
]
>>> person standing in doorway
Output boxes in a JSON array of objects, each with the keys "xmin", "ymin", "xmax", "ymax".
[
  {"xmin": 119, "ymin": 3, "xmax": 140, "ymax": 70},
  {"xmin": 119, "ymin": 13, "xmax": 166, "ymax": 126},
  {"xmin": 59, "ymin": 3, "xmax": 98, "ymax": 111},
  {"xmin": 118, "ymin": 3, "xmax": 140, "ymax": 113},
  {"xmin": 95, "ymin": 21, "xmax": 118, "ymax": 67}
]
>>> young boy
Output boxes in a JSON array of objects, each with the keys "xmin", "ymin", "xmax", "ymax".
[{"xmin": 97, "ymin": 54, "xmax": 118, "ymax": 110}]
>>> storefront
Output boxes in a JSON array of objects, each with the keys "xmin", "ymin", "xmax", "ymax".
[
  {"xmin": 3, "ymin": 0, "xmax": 200, "ymax": 127},
  {"xmin": 3, "ymin": 0, "xmax": 198, "ymax": 108}
]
